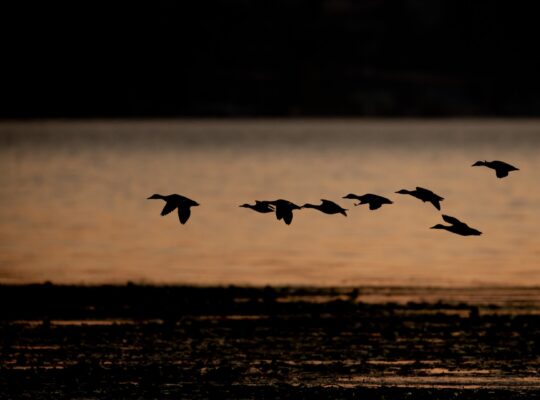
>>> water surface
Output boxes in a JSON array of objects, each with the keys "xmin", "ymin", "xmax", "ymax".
[{"xmin": 1, "ymin": 119, "xmax": 539, "ymax": 286}]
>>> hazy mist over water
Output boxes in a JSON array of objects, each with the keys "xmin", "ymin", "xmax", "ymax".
[{"xmin": 1, "ymin": 120, "xmax": 539, "ymax": 286}]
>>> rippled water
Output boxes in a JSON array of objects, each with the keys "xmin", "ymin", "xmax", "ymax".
[{"xmin": 1, "ymin": 119, "xmax": 539, "ymax": 285}]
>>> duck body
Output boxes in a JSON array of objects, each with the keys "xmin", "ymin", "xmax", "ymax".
[
  {"xmin": 431, "ymin": 214, "xmax": 482, "ymax": 236},
  {"xmin": 302, "ymin": 199, "xmax": 347, "ymax": 216},
  {"xmin": 472, "ymin": 160, "xmax": 519, "ymax": 178},
  {"xmin": 268, "ymin": 199, "xmax": 302, "ymax": 225},
  {"xmin": 239, "ymin": 201, "xmax": 275, "ymax": 213},
  {"xmin": 147, "ymin": 193, "xmax": 199, "ymax": 224},
  {"xmin": 395, "ymin": 187, "xmax": 444, "ymax": 210},
  {"xmin": 343, "ymin": 193, "xmax": 393, "ymax": 210}
]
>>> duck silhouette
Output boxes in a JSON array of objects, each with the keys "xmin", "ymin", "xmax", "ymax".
[
  {"xmin": 268, "ymin": 199, "xmax": 301, "ymax": 225},
  {"xmin": 395, "ymin": 187, "xmax": 444, "ymax": 210},
  {"xmin": 302, "ymin": 199, "xmax": 348, "ymax": 216},
  {"xmin": 147, "ymin": 194, "xmax": 199, "ymax": 224},
  {"xmin": 239, "ymin": 201, "xmax": 275, "ymax": 213},
  {"xmin": 343, "ymin": 193, "xmax": 393, "ymax": 210},
  {"xmin": 472, "ymin": 160, "xmax": 519, "ymax": 178},
  {"xmin": 431, "ymin": 215, "xmax": 482, "ymax": 236}
]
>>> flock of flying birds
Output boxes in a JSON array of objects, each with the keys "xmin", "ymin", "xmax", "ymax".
[{"xmin": 148, "ymin": 160, "xmax": 519, "ymax": 237}]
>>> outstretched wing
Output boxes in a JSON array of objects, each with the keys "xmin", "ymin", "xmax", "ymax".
[
  {"xmin": 178, "ymin": 207, "xmax": 191, "ymax": 224},
  {"xmin": 430, "ymin": 199, "xmax": 441, "ymax": 210},
  {"xmin": 256, "ymin": 201, "xmax": 275, "ymax": 212},
  {"xmin": 161, "ymin": 202, "xmax": 178, "ymax": 216},
  {"xmin": 442, "ymin": 215, "xmax": 462, "ymax": 225},
  {"xmin": 321, "ymin": 199, "xmax": 337, "ymax": 207},
  {"xmin": 416, "ymin": 187, "xmax": 444, "ymax": 200},
  {"xmin": 495, "ymin": 169, "xmax": 509, "ymax": 178},
  {"xmin": 369, "ymin": 202, "xmax": 382, "ymax": 210},
  {"xmin": 282, "ymin": 209, "xmax": 294, "ymax": 225},
  {"xmin": 275, "ymin": 205, "xmax": 284, "ymax": 220}
]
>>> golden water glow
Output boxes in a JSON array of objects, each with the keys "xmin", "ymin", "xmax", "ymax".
[{"xmin": 1, "ymin": 120, "xmax": 539, "ymax": 286}]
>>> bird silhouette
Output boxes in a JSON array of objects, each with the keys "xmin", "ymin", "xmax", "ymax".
[
  {"xmin": 147, "ymin": 194, "xmax": 199, "ymax": 224},
  {"xmin": 343, "ymin": 193, "xmax": 393, "ymax": 210},
  {"xmin": 302, "ymin": 199, "xmax": 348, "ymax": 216},
  {"xmin": 239, "ymin": 201, "xmax": 275, "ymax": 213},
  {"xmin": 472, "ymin": 160, "xmax": 519, "ymax": 178},
  {"xmin": 268, "ymin": 199, "xmax": 301, "ymax": 225},
  {"xmin": 395, "ymin": 187, "xmax": 444, "ymax": 210},
  {"xmin": 431, "ymin": 215, "xmax": 482, "ymax": 236}
]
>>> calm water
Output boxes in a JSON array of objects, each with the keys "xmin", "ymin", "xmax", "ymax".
[{"xmin": 1, "ymin": 119, "xmax": 539, "ymax": 286}]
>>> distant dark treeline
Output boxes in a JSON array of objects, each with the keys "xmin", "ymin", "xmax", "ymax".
[{"xmin": 2, "ymin": 1, "xmax": 540, "ymax": 118}]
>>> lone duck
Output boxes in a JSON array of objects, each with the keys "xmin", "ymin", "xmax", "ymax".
[
  {"xmin": 147, "ymin": 194, "xmax": 199, "ymax": 224},
  {"xmin": 395, "ymin": 187, "xmax": 444, "ymax": 210},
  {"xmin": 343, "ymin": 193, "xmax": 393, "ymax": 210},
  {"xmin": 472, "ymin": 160, "xmax": 519, "ymax": 178},
  {"xmin": 302, "ymin": 199, "xmax": 348, "ymax": 216},
  {"xmin": 431, "ymin": 215, "xmax": 482, "ymax": 236},
  {"xmin": 268, "ymin": 199, "xmax": 302, "ymax": 225},
  {"xmin": 239, "ymin": 201, "xmax": 275, "ymax": 213}
]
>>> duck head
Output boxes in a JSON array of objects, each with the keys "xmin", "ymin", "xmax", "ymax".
[
  {"xmin": 239, "ymin": 204, "xmax": 251, "ymax": 208},
  {"xmin": 395, "ymin": 189, "xmax": 410, "ymax": 195},
  {"xmin": 472, "ymin": 160, "xmax": 486, "ymax": 167},
  {"xmin": 147, "ymin": 194, "xmax": 163, "ymax": 199},
  {"xmin": 342, "ymin": 194, "xmax": 359, "ymax": 199}
]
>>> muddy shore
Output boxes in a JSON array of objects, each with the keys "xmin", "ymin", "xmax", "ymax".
[{"xmin": 1, "ymin": 284, "xmax": 539, "ymax": 398}]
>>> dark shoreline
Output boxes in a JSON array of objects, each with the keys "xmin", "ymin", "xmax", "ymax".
[
  {"xmin": 2, "ymin": 283, "xmax": 539, "ymax": 319},
  {"xmin": 1, "ymin": 284, "xmax": 539, "ymax": 398}
]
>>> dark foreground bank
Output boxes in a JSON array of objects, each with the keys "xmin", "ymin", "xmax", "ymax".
[{"xmin": 1, "ymin": 284, "xmax": 539, "ymax": 399}]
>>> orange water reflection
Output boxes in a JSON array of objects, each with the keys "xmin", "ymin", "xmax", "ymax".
[{"xmin": 1, "ymin": 120, "xmax": 539, "ymax": 286}]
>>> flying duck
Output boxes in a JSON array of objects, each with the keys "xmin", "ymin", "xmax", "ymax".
[
  {"xmin": 395, "ymin": 187, "xmax": 444, "ymax": 210},
  {"xmin": 431, "ymin": 215, "xmax": 482, "ymax": 236},
  {"xmin": 239, "ymin": 201, "xmax": 275, "ymax": 213},
  {"xmin": 343, "ymin": 193, "xmax": 393, "ymax": 210},
  {"xmin": 147, "ymin": 194, "xmax": 199, "ymax": 224},
  {"xmin": 472, "ymin": 160, "xmax": 519, "ymax": 178},
  {"xmin": 302, "ymin": 199, "xmax": 348, "ymax": 216},
  {"xmin": 268, "ymin": 199, "xmax": 302, "ymax": 225}
]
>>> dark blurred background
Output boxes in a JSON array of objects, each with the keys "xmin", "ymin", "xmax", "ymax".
[{"xmin": 1, "ymin": 0, "xmax": 540, "ymax": 118}]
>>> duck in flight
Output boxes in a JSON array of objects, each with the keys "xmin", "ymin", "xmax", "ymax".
[
  {"xmin": 431, "ymin": 215, "xmax": 482, "ymax": 236},
  {"xmin": 302, "ymin": 199, "xmax": 348, "ymax": 216},
  {"xmin": 268, "ymin": 199, "xmax": 302, "ymax": 225},
  {"xmin": 147, "ymin": 194, "xmax": 199, "ymax": 224},
  {"xmin": 239, "ymin": 201, "xmax": 275, "ymax": 213},
  {"xmin": 343, "ymin": 193, "xmax": 393, "ymax": 210},
  {"xmin": 395, "ymin": 187, "xmax": 444, "ymax": 210},
  {"xmin": 472, "ymin": 160, "xmax": 519, "ymax": 178}
]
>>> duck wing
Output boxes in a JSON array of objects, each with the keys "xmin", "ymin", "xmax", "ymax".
[
  {"xmin": 282, "ymin": 209, "xmax": 294, "ymax": 225},
  {"xmin": 369, "ymin": 202, "xmax": 382, "ymax": 210},
  {"xmin": 416, "ymin": 187, "xmax": 444, "ymax": 200},
  {"xmin": 177, "ymin": 206, "xmax": 191, "ymax": 224},
  {"xmin": 161, "ymin": 202, "xmax": 178, "ymax": 216},
  {"xmin": 495, "ymin": 169, "xmax": 509, "ymax": 178},
  {"xmin": 492, "ymin": 160, "xmax": 519, "ymax": 170},
  {"xmin": 275, "ymin": 205, "xmax": 284, "ymax": 220},
  {"xmin": 256, "ymin": 201, "xmax": 275, "ymax": 212},
  {"xmin": 429, "ymin": 199, "xmax": 442, "ymax": 210},
  {"xmin": 442, "ymin": 215, "xmax": 463, "ymax": 226}
]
